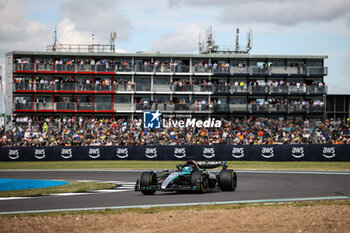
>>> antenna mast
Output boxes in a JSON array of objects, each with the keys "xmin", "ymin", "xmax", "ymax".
[
  {"xmin": 199, "ymin": 27, "xmax": 253, "ymax": 54},
  {"xmin": 110, "ymin": 32, "xmax": 117, "ymax": 53},
  {"xmin": 235, "ymin": 28, "xmax": 240, "ymax": 53},
  {"xmin": 46, "ymin": 29, "xmax": 118, "ymax": 53},
  {"xmin": 53, "ymin": 26, "xmax": 58, "ymax": 52}
]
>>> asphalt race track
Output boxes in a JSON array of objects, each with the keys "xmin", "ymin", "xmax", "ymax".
[{"xmin": 0, "ymin": 170, "xmax": 349, "ymax": 214}]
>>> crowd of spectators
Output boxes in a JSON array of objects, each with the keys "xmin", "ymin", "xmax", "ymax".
[
  {"xmin": 14, "ymin": 76, "xmax": 326, "ymax": 95},
  {"xmin": 15, "ymin": 57, "xmax": 322, "ymax": 77},
  {"xmin": 1, "ymin": 116, "xmax": 349, "ymax": 147}
]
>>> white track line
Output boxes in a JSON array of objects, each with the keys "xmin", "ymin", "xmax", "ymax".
[
  {"xmin": 0, "ymin": 181, "xmax": 135, "ymax": 201},
  {"xmin": 1, "ymin": 196, "xmax": 349, "ymax": 215}
]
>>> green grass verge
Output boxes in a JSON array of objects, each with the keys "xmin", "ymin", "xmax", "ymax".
[
  {"xmin": 1, "ymin": 199, "xmax": 349, "ymax": 218},
  {"xmin": 0, "ymin": 181, "xmax": 116, "ymax": 198},
  {"xmin": 0, "ymin": 161, "xmax": 349, "ymax": 171}
]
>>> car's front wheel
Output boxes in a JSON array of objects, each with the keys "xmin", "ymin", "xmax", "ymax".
[
  {"xmin": 140, "ymin": 171, "xmax": 157, "ymax": 195},
  {"xmin": 191, "ymin": 171, "xmax": 208, "ymax": 193},
  {"xmin": 219, "ymin": 169, "xmax": 237, "ymax": 191}
]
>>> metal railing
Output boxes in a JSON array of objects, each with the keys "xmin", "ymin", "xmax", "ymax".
[
  {"xmin": 14, "ymin": 103, "xmax": 33, "ymax": 110},
  {"xmin": 13, "ymin": 83, "xmax": 327, "ymax": 94},
  {"xmin": 55, "ymin": 64, "xmax": 75, "ymax": 72},
  {"xmin": 55, "ymin": 103, "xmax": 76, "ymax": 110},
  {"xmin": 14, "ymin": 63, "xmax": 328, "ymax": 76},
  {"xmin": 34, "ymin": 102, "xmax": 54, "ymax": 110},
  {"xmin": 14, "ymin": 63, "xmax": 33, "ymax": 71},
  {"xmin": 35, "ymin": 63, "xmax": 53, "ymax": 72},
  {"xmin": 13, "ymin": 102, "xmax": 325, "ymax": 114}
]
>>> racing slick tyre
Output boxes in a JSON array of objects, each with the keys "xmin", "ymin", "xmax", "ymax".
[
  {"xmin": 191, "ymin": 171, "xmax": 208, "ymax": 193},
  {"xmin": 219, "ymin": 169, "xmax": 237, "ymax": 191},
  {"xmin": 140, "ymin": 171, "xmax": 157, "ymax": 195}
]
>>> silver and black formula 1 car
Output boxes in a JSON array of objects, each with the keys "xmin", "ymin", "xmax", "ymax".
[{"xmin": 134, "ymin": 160, "xmax": 237, "ymax": 195}]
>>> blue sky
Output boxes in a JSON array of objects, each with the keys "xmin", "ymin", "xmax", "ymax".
[{"xmin": 1, "ymin": 0, "xmax": 350, "ymax": 93}]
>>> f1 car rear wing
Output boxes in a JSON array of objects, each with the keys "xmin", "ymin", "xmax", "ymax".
[{"xmin": 197, "ymin": 161, "xmax": 228, "ymax": 169}]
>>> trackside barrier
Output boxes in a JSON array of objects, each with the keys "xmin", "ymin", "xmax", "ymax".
[{"xmin": 0, "ymin": 145, "xmax": 349, "ymax": 161}]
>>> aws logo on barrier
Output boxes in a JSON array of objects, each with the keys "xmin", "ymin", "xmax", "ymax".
[
  {"xmin": 34, "ymin": 149, "xmax": 46, "ymax": 159},
  {"xmin": 61, "ymin": 149, "xmax": 72, "ymax": 159},
  {"xmin": 322, "ymin": 147, "xmax": 336, "ymax": 159},
  {"xmin": 261, "ymin": 147, "xmax": 274, "ymax": 158},
  {"xmin": 203, "ymin": 148, "xmax": 215, "ymax": 159},
  {"xmin": 145, "ymin": 148, "xmax": 157, "ymax": 159},
  {"xmin": 291, "ymin": 147, "xmax": 304, "ymax": 159},
  {"xmin": 174, "ymin": 148, "xmax": 186, "ymax": 159},
  {"xmin": 8, "ymin": 149, "xmax": 19, "ymax": 160},
  {"xmin": 232, "ymin": 147, "xmax": 244, "ymax": 158},
  {"xmin": 88, "ymin": 148, "xmax": 100, "ymax": 159},
  {"xmin": 116, "ymin": 148, "xmax": 129, "ymax": 159}
]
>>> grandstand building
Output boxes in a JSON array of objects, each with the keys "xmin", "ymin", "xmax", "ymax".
[
  {"xmin": 326, "ymin": 94, "xmax": 350, "ymax": 120},
  {"xmin": 5, "ymin": 50, "xmax": 328, "ymax": 122}
]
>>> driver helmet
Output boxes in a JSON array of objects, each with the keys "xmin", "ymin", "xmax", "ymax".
[
  {"xmin": 186, "ymin": 159, "xmax": 198, "ymax": 166},
  {"xmin": 182, "ymin": 166, "xmax": 193, "ymax": 173}
]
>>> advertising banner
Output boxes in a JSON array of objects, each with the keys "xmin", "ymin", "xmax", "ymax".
[{"xmin": 0, "ymin": 145, "xmax": 349, "ymax": 161}]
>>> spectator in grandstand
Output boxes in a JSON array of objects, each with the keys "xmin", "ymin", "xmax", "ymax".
[{"xmin": 1, "ymin": 116, "xmax": 349, "ymax": 147}]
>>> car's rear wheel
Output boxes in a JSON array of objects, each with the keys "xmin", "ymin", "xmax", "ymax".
[
  {"xmin": 140, "ymin": 171, "xmax": 157, "ymax": 195},
  {"xmin": 191, "ymin": 171, "xmax": 208, "ymax": 193},
  {"xmin": 219, "ymin": 169, "xmax": 237, "ymax": 191}
]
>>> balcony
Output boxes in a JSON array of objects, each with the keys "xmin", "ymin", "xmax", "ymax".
[
  {"xmin": 13, "ymin": 101, "xmax": 325, "ymax": 114},
  {"xmin": 289, "ymin": 104, "xmax": 325, "ymax": 113},
  {"xmin": 35, "ymin": 63, "xmax": 54, "ymax": 72},
  {"xmin": 95, "ymin": 102, "xmax": 113, "ymax": 111},
  {"xmin": 55, "ymin": 103, "xmax": 76, "ymax": 111},
  {"xmin": 13, "ymin": 62, "xmax": 328, "ymax": 77},
  {"xmin": 77, "ymin": 64, "xmax": 94, "ymax": 72},
  {"xmin": 35, "ymin": 102, "xmax": 54, "ymax": 111},
  {"xmin": 14, "ymin": 83, "xmax": 33, "ymax": 91},
  {"xmin": 77, "ymin": 102, "xmax": 95, "ymax": 110},
  {"xmin": 248, "ymin": 104, "xmax": 288, "ymax": 113},
  {"xmin": 115, "ymin": 64, "xmax": 134, "ymax": 73},
  {"xmin": 14, "ymin": 63, "xmax": 33, "ymax": 72},
  {"xmin": 308, "ymin": 67, "xmax": 328, "ymax": 75},
  {"xmin": 36, "ymin": 84, "xmax": 55, "ymax": 92},
  {"xmin": 57, "ymin": 83, "xmax": 76, "ymax": 91},
  {"xmin": 115, "ymin": 103, "xmax": 134, "ymax": 112},
  {"xmin": 55, "ymin": 64, "xmax": 75, "ymax": 72},
  {"xmin": 13, "ymin": 83, "xmax": 327, "ymax": 95},
  {"xmin": 250, "ymin": 66, "xmax": 328, "ymax": 76},
  {"xmin": 114, "ymin": 84, "xmax": 135, "ymax": 92},
  {"xmin": 96, "ymin": 64, "xmax": 114, "ymax": 73},
  {"xmin": 14, "ymin": 103, "xmax": 33, "ymax": 110},
  {"xmin": 153, "ymin": 85, "xmax": 172, "ymax": 93}
]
